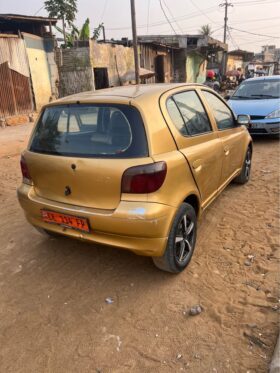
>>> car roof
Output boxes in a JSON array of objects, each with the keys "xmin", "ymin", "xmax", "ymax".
[
  {"xmin": 244, "ymin": 75, "xmax": 280, "ymax": 82},
  {"xmin": 53, "ymin": 83, "xmax": 204, "ymax": 104}
]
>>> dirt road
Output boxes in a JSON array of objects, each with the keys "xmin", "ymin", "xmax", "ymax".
[{"xmin": 0, "ymin": 123, "xmax": 279, "ymax": 373}]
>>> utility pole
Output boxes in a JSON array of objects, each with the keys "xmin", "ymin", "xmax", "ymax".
[
  {"xmin": 130, "ymin": 0, "xmax": 140, "ymax": 84},
  {"xmin": 102, "ymin": 25, "xmax": 106, "ymax": 42},
  {"xmin": 219, "ymin": 0, "xmax": 233, "ymax": 75}
]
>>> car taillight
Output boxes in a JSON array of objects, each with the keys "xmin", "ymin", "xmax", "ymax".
[
  {"xmin": 20, "ymin": 155, "xmax": 33, "ymax": 185},
  {"xmin": 121, "ymin": 161, "xmax": 167, "ymax": 194}
]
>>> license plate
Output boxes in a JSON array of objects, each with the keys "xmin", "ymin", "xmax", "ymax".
[
  {"xmin": 250, "ymin": 122, "xmax": 262, "ymax": 129},
  {"xmin": 41, "ymin": 210, "xmax": 90, "ymax": 232}
]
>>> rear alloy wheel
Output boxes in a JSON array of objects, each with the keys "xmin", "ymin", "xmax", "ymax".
[
  {"xmin": 152, "ymin": 203, "xmax": 197, "ymax": 273},
  {"xmin": 234, "ymin": 146, "xmax": 252, "ymax": 184}
]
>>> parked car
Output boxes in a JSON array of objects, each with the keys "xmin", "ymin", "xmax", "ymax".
[
  {"xmin": 228, "ymin": 75, "xmax": 280, "ymax": 136},
  {"xmin": 18, "ymin": 84, "xmax": 252, "ymax": 273}
]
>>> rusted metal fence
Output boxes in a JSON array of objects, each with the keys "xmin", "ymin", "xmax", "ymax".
[
  {"xmin": 0, "ymin": 62, "xmax": 33, "ymax": 118},
  {"xmin": 0, "ymin": 35, "xmax": 33, "ymax": 119}
]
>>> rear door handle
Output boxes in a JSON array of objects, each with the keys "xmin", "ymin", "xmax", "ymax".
[
  {"xmin": 192, "ymin": 159, "xmax": 202, "ymax": 172},
  {"xmin": 224, "ymin": 145, "xmax": 230, "ymax": 156}
]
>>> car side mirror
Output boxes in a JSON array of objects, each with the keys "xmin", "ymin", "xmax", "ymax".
[
  {"xmin": 224, "ymin": 94, "xmax": 231, "ymax": 100},
  {"xmin": 237, "ymin": 114, "xmax": 250, "ymax": 126}
]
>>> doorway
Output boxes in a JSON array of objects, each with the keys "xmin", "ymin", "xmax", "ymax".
[
  {"xmin": 155, "ymin": 55, "xmax": 165, "ymax": 83},
  {"xmin": 94, "ymin": 68, "xmax": 109, "ymax": 89}
]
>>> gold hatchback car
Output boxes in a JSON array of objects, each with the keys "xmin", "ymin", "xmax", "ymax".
[{"xmin": 18, "ymin": 84, "xmax": 252, "ymax": 273}]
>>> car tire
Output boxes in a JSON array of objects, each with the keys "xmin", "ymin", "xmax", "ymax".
[
  {"xmin": 152, "ymin": 203, "xmax": 197, "ymax": 273},
  {"xmin": 234, "ymin": 146, "xmax": 252, "ymax": 184}
]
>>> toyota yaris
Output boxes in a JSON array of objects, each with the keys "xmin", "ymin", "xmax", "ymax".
[{"xmin": 18, "ymin": 84, "xmax": 252, "ymax": 272}]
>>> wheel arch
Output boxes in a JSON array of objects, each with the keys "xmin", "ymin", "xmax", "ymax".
[
  {"xmin": 183, "ymin": 193, "xmax": 201, "ymax": 218},
  {"xmin": 248, "ymin": 140, "xmax": 253, "ymax": 153}
]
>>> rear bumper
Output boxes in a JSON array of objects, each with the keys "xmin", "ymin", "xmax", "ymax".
[{"xmin": 17, "ymin": 184, "xmax": 176, "ymax": 257}]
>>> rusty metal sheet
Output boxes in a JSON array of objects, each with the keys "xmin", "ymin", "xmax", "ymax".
[
  {"xmin": 0, "ymin": 62, "xmax": 33, "ymax": 118},
  {"xmin": 0, "ymin": 36, "xmax": 30, "ymax": 77}
]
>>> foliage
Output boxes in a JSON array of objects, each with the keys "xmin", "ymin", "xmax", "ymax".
[
  {"xmin": 55, "ymin": 23, "xmax": 78, "ymax": 47},
  {"xmin": 44, "ymin": 0, "xmax": 77, "ymax": 24},
  {"xmin": 199, "ymin": 24, "xmax": 212, "ymax": 37},
  {"xmin": 92, "ymin": 23, "xmax": 104, "ymax": 40},
  {"xmin": 55, "ymin": 18, "xmax": 99, "ymax": 47},
  {"xmin": 79, "ymin": 18, "xmax": 90, "ymax": 40}
]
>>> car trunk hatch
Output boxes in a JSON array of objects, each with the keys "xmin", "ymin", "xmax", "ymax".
[
  {"xmin": 24, "ymin": 152, "xmax": 152, "ymax": 210},
  {"xmin": 25, "ymin": 103, "xmax": 149, "ymax": 210}
]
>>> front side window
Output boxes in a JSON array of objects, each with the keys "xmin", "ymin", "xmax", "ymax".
[
  {"xmin": 30, "ymin": 104, "xmax": 148, "ymax": 158},
  {"xmin": 202, "ymin": 91, "xmax": 235, "ymax": 130},
  {"xmin": 167, "ymin": 90, "xmax": 212, "ymax": 136}
]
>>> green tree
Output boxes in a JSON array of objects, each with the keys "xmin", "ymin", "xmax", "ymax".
[
  {"xmin": 199, "ymin": 24, "xmax": 212, "ymax": 37},
  {"xmin": 44, "ymin": 0, "xmax": 77, "ymax": 44}
]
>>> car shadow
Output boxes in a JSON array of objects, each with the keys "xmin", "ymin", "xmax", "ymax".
[
  {"xmin": 251, "ymin": 134, "xmax": 279, "ymax": 144},
  {"xmin": 27, "ymin": 229, "xmax": 176, "ymax": 291}
]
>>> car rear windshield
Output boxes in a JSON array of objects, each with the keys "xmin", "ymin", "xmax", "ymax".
[
  {"xmin": 30, "ymin": 104, "xmax": 148, "ymax": 158},
  {"xmin": 231, "ymin": 79, "xmax": 280, "ymax": 99}
]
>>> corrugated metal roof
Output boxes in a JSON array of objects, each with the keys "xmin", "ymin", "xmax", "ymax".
[{"xmin": 0, "ymin": 14, "xmax": 57, "ymax": 24}]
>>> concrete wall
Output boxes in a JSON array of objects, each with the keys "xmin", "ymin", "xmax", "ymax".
[
  {"xmin": 173, "ymin": 50, "xmax": 187, "ymax": 83},
  {"xmin": 90, "ymin": 40, "xmax": 134, "ymax": 86},
  {"xmin": 186, "ymin": 53, "xmax": 207, "ymax": 83},
  {"xmin": 23, "ymin": 33, "xmax": 53, "ymax": 110},
  {"xmin": 55, "ymin": 47, "xmax": 94, "ymax": 97},
  {"xmin": 227, "ymin": 55, "xmax": 243, "ymax": 71}
]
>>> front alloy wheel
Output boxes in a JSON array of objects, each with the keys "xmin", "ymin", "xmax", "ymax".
[
  {"xmin": 152, "ymin": 203, "xmax": 197, "ymax": 273},
  {"xmin": 234, "ymin": 146, "xmax": 252, "ymax": 184}
]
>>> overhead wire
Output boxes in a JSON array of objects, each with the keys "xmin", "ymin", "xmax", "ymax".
[
  {"xmin": 159, "ymin": 0, "xmax": 178, "ymax": 34},
  {"xmin": 230, "ymin": 16, "xmax": 280, "ymax": 25},
  {"xmin": 146, "ymin": 0, "xmax": 151, "ymax": 34},
  {"xmin": 188, "ymin": 0, "xmax": 221, "ymax": 26},
  {"xmin": 227, "ymin": 26, "xmax": 240, "ymax": 49},
  {"xmin": 33, "ymin": 5, "xmax": 45, "ymax": 16},
  {"xmin": 228, "ymin": 26, "xmax": 280, "ymax": 39},
  {"xmin": 106, "ymin": 5, "xmax": 218, "ymax": 31},
  {"xmin": 162, "ymin": 0, "xmax": 184, "ymax": 33},
  {"xmin": 99, "ymin": 0, "xmax": 109, "ymax": 22},
  {"xmin": 232, "ymin": 0, "xmax": 280, "ymax": 5}
]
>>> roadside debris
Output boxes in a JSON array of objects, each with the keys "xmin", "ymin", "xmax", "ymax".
[
  {"xmin": 260, "ymin": 170, "xmax": 272, "ymax": 174},
  {"xmin": 244, "ymin": 331, "xmax": 268, "ymax": 349},
  {"xmin": 176, "ymin": 353, "xmax": 182, "ymax": 359},
  {"xmin": 245, "ymin": 254, "xmax": 255, "ymax": 266},
  {"xmin": 189, "ymin": 305, "xmax": 203, "ymax": 316},
  {"xmin": 105, "ymin": 297, "xmax": 114, "ymax": 304}
]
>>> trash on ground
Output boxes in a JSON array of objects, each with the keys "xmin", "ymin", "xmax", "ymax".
[
  {"xmin": 105, "ymin": 297, "xmax": 114, "ymax": 304},
  {"xmin": 189, "ymin": 305, "xmax": 203, "ymax": 316}
]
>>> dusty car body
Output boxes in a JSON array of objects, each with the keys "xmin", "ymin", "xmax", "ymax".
[{"xmin": 18, "ymin": 84, "xmax": 252, "ymax": 272}]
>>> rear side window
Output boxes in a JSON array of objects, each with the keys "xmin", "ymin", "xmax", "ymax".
[
  {"xmin": 202, "ymin": 91, "xmax": 235, "ymax": 130},
  {"xmin": 30, "ymin": 104, "xmax": 148, "ymax": 158},
  {"xmin": 167, "ymin": 91, "xmax": 212, "ymax": 136}
]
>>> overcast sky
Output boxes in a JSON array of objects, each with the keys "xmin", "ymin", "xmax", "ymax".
[{"xmin": 1, "ymin": 0, "xmax": 280, "ymax": 52}]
